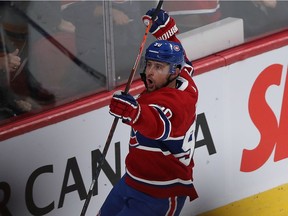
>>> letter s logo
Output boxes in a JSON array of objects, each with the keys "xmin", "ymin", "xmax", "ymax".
[{"xmin": 241, "ymin": 64, "xmax": 288, "ymax": 172}]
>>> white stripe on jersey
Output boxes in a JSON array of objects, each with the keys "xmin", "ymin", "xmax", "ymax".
[
  {"xmin": 126, "ymin": 169, "xmax": 193, "ymax": 186},
  {"xmin": 136, "ymin": 145, "xmax": 171, "ymax": 156}
]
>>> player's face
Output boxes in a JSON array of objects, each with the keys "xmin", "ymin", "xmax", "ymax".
[{"xmin": 145, "ymin": 60, "xmax": 172, "ymax": 92}]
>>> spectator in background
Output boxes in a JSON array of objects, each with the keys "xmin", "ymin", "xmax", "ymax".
[
  {"xmin": 1, "ymin": 1, "xmax": 56, "ymax": 106},
  {"xmin": 220, "ymin": 0, "xmax": 288, "ymax": 39},
  {"xmin": 0, "ymin": 1, "xmax": 33, "ymax": 120},
  {"xmin": 0, "ymin": 49, "xmax": 32, "ymax": 120},
  {"xmin": 0, "ymin": 49, "xmax": 21, "ymax": 72}
]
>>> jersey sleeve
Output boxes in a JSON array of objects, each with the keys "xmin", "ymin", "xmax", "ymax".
[{"xmin": 132, "ymin": 103, "xmax": 169, "ymax": 140}]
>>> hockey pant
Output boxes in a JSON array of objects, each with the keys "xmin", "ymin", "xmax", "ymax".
[{"xmin": 97, "ymin": 175, "xmax": 187, "ymax": 216}]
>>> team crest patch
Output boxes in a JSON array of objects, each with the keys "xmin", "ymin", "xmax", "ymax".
[{"xmin": 173, "ymin": 45, "xmax": 180, "ymax": 52}]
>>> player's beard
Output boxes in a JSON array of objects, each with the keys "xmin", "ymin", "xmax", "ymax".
[{"xmin": 159, "ymin": 74, "xmax": 178, "ymax": 90}]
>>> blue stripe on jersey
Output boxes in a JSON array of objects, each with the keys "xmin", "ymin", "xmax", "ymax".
[
  {"xmin": 135, "ymin": 132, "xmax": 189, "ymax": 160},
  {"xmin": 162, "ymin": 139, "xmax": 185, "ymax": 154},
  {"xmin": 136, "ymin": 132, "xmax": 169, "ymax": 151}
]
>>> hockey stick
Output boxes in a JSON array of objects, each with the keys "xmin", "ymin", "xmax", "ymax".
[
  {"xmin": 79, "ymin": 1, "xmax": 163, "ymax": 215},
  {"xmin": 9, "ymin": 3, "xmax": 106, "ymax": 83}
]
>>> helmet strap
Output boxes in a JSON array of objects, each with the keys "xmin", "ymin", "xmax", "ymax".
[
  {"xmin": 163, "ymin": 73, "xmax": 179, "ymax": 88},
  {"xmin": 164, "ymin": 65, "xmax": 181, "ymax": 88},
  {"xmin": 140, "ymin": 66, "xmax": 148, "ymax": 89}
]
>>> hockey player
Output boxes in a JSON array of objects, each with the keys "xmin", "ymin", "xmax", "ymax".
[{"xmin": 98, "ymin": 8, "xmax": 198, "ymax": 216}]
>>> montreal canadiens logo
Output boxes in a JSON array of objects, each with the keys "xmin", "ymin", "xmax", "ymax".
[{"xmin": 173, "ymin": 45, "xmax": 180, "ymax": 52}]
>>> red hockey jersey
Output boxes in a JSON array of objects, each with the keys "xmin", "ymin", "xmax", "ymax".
[{"xmin": 125, "ymin": 64, "xmax": 199, "ymax": 201}]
